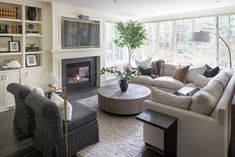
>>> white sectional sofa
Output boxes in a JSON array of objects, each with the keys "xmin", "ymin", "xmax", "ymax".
[{"xmin": 132, "ymin": 63, "xmax": 234, "ymax": 157}]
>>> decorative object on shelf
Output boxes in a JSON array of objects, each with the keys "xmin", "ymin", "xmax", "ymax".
[
  {"xmin": 26, "ymin": 54, "xmax": 38, "ymax": 67},
  {"xmin": 0, "ymin": 7, "xmax": 18, "ymax": 19},
  {"xmin": 114, "ymin": 20, "xmax": 147, "ymax": 67},
  {"xmin": 0, "ymin": 36, "xmax": 12, "ymax": 52},
  {"xmin": 26, "ymin": 43, "xmax": 40, "ymax": 52},
  {"xmin": 27, "ymin": 7, "xmax": 36, "ymax": 21},
  {"xmin": 4, "ymin": 58, "xmax": 14, "ymax": 66},
  {"xmin": 193, "ymin": 31, "xmax": 232, "ymax": 68},
  {"xmin": 7, "ymin": 60, "xmax": 21, "ymax": 83},
  {"xmin": 9, "ymin": 40, "xmax": 20, "ymax": 52},
  {"xmin": 26, "ymin": 24, "xmax": 40, "ymax": 34},
  {"xmin": 100, "ymin": 66, "xmax": 141, "ymax": 91}
]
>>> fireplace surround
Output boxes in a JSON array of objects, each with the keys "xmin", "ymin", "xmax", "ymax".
[{"xmin": 62, "ymin": 57, "xmax": 97, "ymax": 92}]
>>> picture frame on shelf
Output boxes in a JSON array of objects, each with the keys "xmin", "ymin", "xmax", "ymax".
[
  {"xmin": 4, "ymin": 59, "xmax": 15, "ymax": 66},
  {"xmin": 26, "ymin": 54, "xmax": 38, "ymax": 67},
  {"xmin": 9, "ymin": 41, "xmax": 20, "ymax": 52},
  {"xmin": 0, "ymin": 36, "xmax": 13, "ymax": 52}
]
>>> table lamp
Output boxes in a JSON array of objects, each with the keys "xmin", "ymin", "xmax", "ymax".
[
  {"xmin": 42, "ymin": 72, "xmax": 60, "ymax": 92},
  {"xmin": 7, "ymin": 60, "xmax": 22, "ymax": 84}
]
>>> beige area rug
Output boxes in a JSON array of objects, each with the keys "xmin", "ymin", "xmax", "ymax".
[{"xmin": 76, "ymin": 95, "xmax": 145, "ymax": 157}]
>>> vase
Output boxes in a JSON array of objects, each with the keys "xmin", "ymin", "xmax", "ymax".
[
  {"xmin": 27, "ymin": 7, "xmax": 36, "ymax": 21},
  {"xmin": 118, "ymin": 79, "xmax": 129, "ymax": 91}
]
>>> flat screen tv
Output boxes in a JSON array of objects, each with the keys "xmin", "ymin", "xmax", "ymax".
[{"xmin": 62, "ymin": 17, "xmax": 100, "ymax": 49}]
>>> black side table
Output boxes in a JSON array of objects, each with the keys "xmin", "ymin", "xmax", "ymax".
[{"xmin": 136, "ymin": 109, "xmax": 177, "ymax": 157}]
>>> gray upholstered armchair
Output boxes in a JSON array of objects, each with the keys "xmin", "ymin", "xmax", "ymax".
[
  {"xmin": 25, "ymin": 93, "xmax": 99, "ymax": 157},
  {"xmin": 7, "ymin": 83, "xmax": 34, "ymax": 136}
]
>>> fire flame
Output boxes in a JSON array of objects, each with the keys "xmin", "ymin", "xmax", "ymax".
[{"xmin": 76, "ymin": 75, "xmax": 80, "ymax": 81}]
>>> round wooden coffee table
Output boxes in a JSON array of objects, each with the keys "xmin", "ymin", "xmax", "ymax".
[{"xmin": 98, "ymin": 83, "xmax": 151, "ymax": 115}]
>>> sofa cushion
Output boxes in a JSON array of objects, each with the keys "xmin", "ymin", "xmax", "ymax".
[
  {"xmin": 131, "ymin": 75, "xmax": 153, "ymax": 85},
  {"xmin": 151, "ymin": 87, "xmax": 192, "ymax": 110},
  {"xmin": 152, "ymin": 76, "xmax": 185, "ymax": 90},
  {"xmin": 173, "ymin": 65, "xmax": 190, "ymax": 83},
  {"xmin": 50, "ymin": 92, "xmax": 72, "ymax": 121},
  {"xmin": 204, "ymin": 64, "xmax": 220, "ymax": 78},
  {"xmin": 67, "ymin": 101, "xmax": 97, "ymax": 132},
  {"xmin": 163, "ymin": 63, "xmax": 179, "ymax": 76},
  {"xmin": 186, "ymin": 66, "xmax": 206, "ymax": 83},
  {"xmin": 135, "ymin": 58, "xmax": 151, "ymax": 68},
  {"xmin": 208, "ymin": 68, "xmax": 233, "ymax": 88},
  {"xmin": 193, "ymin": 74, "xmax": 210, "ymax": 88},
  {"xmin": 190, "ymin": 81, "xmax": 223, "ymax": 115}
]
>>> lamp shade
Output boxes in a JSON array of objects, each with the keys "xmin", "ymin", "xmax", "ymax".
[
  {"xmin": 192, "ymin": 31, "xmax": 210, "ymax": 42},
  {"xmin": 43, "ymin": 72, "xmax": 60, "ymax": 84},
  {"xmin": 7, "ymin": 60, "xmax": 21, "ymax": 68}
]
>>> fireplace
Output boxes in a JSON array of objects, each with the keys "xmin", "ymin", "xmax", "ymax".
[{"xmin": 62, "ymin": 57, "xmax": 97, "ymax": 92}]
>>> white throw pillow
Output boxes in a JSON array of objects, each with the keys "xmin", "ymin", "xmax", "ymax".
[
  {"xmin": 190, "ymin": 81, "xmax": 223, "ymax": 115},
  {"xmin": 151, "ymin": 87, "xmax": 192, "ymax": 110},
  {"xmin": 135, "ymin": 58, "xmax": 151, "ymax": 68},
  {"xmin": 163, "ymin": 64, "xmax": 179, "ymax": 76},
  {"xmin": 186, "ymin": 66, "xmax": 206, "ymax": 83},
  {"xmin": 50, "ymin": 92, "xmax": 72, "ymax": 121},
  {"xmin": 25, "ymin": 84, "xmax": 45, "ymax": 97},
  {"xmin": 193, "ymin": 74, "xmax": 210, "ymax": 88}
]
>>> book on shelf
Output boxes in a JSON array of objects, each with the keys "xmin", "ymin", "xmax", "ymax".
[{"xmin": 0, "ymin": 7, "xmax": 18, "ymax": 19}]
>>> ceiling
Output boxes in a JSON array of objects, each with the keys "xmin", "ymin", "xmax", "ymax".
[{"xmin": 38, "ymin": 0, "xmax": 235, "ymax": 18}]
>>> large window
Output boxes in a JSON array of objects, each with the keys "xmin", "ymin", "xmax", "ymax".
[
  {"xmin": 105, "ymin": 14, "xmax": 235, "ymax": 68},
  {"xmin": 105, "ymin": 22, "xmax": 127, "ymax": 66}
]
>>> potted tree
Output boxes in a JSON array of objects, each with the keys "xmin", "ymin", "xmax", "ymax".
[{"xmin": 114, "ymin": 20, "xmax": 147, "ymax": 67}]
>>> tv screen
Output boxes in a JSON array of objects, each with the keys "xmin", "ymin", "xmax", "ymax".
[{"xmin": 62, "ymin": 18, "xmax": 100, "ymax": 49}]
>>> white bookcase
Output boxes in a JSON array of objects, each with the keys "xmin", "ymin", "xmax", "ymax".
[{"xmin": 0, "ymin": 0, "xmax": 46, "ymax": 111}]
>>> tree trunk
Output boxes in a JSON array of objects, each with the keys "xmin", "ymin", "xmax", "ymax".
[{"xmin": 128, "ymin": 48, "xmax": 133, "ymax": 68}]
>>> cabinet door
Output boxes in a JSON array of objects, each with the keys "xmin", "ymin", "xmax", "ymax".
[
  {"xmin": 3, "ymin": 72, "xmax": 19, "ymax": 107},
  {"xmin": 0, "ymin": 75, "xmax": 4, "ymax": 110},
  {"xmin": 24, "ymin": 69, "xmax": 43, "ymax": 88}
]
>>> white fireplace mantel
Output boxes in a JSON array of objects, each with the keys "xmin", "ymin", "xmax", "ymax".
[{"xmin": 51, "ymin": 48, "xmax": 106, "ymax": 87}]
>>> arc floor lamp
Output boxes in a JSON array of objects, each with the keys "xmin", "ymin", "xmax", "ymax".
[{"xmin": 192, "ymin": 31, "xmax": 232, "ymax": 68}]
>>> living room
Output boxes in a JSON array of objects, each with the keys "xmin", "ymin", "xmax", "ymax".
[{"xmin": 0, "ymin": 0, "xmax": 235, "ymax": 157}]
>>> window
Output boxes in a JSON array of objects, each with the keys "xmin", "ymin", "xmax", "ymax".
[
  {"xmin": 105, "ymin": 22, "xmax": 127, "ymax": 67},
  {"xmin": 130, "ymin": 14, "xmax": 235, "ymax": 68},
  {"xmin": 194, "ymin": 17, "xmax": 217, "ymax": 66},
  {"xmin": 158, "ymin": 21, "xmax": 174, "ymax": 63},
  {"xmin": 133, "ymin": 23, "xmax": 157, "ymax": 62},
  {"xmin": 175, "ymin": 19, "xmax": 193, "ymax": 64},
  {"xmin": 218, "ymin": 15, "xmax": 235, "ymax": 68}
]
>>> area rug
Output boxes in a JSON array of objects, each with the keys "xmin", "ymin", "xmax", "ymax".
[{"xmin": 76, "ymin": 95, "xmax": 145, "ymax": 157}]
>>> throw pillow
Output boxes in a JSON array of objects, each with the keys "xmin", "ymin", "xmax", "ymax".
[
  {"xmin": 25, "ymin": 84, "xmax": 45, "ymax": 97},
  {"xmin": 204, "ymin": 64, "xmax": 220, "ymax": 78},
  {"xmin": 135, "ymin": 58, "xmax": 151, "ymax": 68},
  {"xmin": 193, "ymin": 74, "xmax": 210, "ymax": 88},
  {"xmin": 151, "ymin": 59, "xmax": 165, "ymax": 76},
  {"xmin": 138, "ymin": 66, "xmax": 154, "ymax": 76},
  {"xmin": 186, "ymin": 66, "xmax": 206, "ymax": 83},
  {"xmin": 151, "ymin": 87, "xmax": 192, "ymax": 110},
  {"xmin": 173, "ymin": 65, "xmax": 190, "ymax": 83},
  {"xmin": 50, "ymin": 92, "xmax": 73, "ymax": 121}
]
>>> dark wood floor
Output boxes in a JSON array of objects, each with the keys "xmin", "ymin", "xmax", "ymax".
[{"xmin": 0, "ymin": 85, "xmax": 160, "ymax": 157}]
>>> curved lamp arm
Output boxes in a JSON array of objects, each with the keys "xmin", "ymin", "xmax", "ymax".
[{"xmin": 209, "ymin": 32, "xmax": 232, "ymax": 68}]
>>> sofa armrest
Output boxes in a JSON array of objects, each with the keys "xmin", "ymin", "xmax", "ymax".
[{"xmin": 143, "ymin": 100, "xmax": 227, "ymax": 157}]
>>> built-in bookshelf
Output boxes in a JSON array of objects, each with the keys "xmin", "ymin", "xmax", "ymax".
[{"xmin": 0, "ymin": 1, "xmax": 43, "ymax": 69}]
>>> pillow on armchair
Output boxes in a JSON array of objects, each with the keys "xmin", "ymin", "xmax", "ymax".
[{"xmin": 50, "ymin": 92, "xmax": 72, "ymax": 121}]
